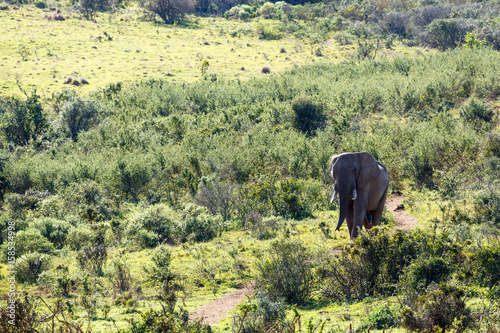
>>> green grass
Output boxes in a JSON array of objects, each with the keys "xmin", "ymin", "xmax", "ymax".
[{"xmin": 0, "ymin": 5, "xmax": 432, "ymax": 98}]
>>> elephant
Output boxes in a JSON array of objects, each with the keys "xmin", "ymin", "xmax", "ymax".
[{"xmin": 329, "ymin": 152, "xmax": 389, "ymax": 239}]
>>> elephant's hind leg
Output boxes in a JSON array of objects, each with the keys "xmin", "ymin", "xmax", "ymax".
[
  {"xmin": 372, "ymin": 189, "xmax": 388, "ymax": 227},
  {"xmin": 363, "ymin": 214, "xmax": 372, "ymax": 230}
]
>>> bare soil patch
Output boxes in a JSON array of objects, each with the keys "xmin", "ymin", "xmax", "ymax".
[
  {"xmin": 189, "ymin": 284, "xmax": 254, "ymax": 325},
  {"xmin": 386, "ymin": 195, "xmax": 419, "ymax": 230}
]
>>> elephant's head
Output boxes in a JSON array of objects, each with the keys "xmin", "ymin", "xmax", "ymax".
[{"xmin": 329, "ymin": 152, "xmax": 380, "ymax": 232}]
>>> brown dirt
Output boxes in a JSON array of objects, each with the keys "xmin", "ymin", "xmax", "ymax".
[
  {"xmin": 386, "ymin": 195, "xmax": 419, "ymax": 230},
  {"xmin": 189, "ymin": 284, "xmax": 254, "ymax": 325}
]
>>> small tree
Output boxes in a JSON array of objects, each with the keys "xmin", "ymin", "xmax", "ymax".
[
  {"xmin": 78, "ymin": 0, "xmax": 112, "ymax": 20},
  {"xmin": 140, "ymin": 0, "xmax": 195, "ymax": 24},
  {"xmin": 0, "ymin": 93, "xmax": 47, "ymax": 146}
]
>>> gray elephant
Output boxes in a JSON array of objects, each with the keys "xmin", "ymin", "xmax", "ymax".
[{"xmin": 329, "ymin": 152, "xmax": 389, "ymax": 239}]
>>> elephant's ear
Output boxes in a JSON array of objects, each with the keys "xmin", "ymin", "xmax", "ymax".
[
  {"xmin": 355, "ymin": 152, "xmax": 380, "ymax": 189},
  {"xmin": 329, "ymin": 155, "xmax": 340, "ymax": 179}
]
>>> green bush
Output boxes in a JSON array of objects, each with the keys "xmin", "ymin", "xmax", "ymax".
[
  {"xmin": 460, "ymin": 98, "xmax": 495, "ymax": 132},
  {"xmin": 1, "ymin": 229, "xmax": 54, "ymax": 261},
  {"xmin": 401, "ymin": 282, "xmax": 475, "ymax": 333},
  {"xmin": 15, "ymin": 252, "xmax": 51, "ymax": 284},
  {"xmin": 32, "ymin": 218, "xmax": 70, "ymax": 249},
  {"xmin": 63, "ymin": 180, "xmax": 119, "ymax": 222},
  {"xmin": 0, "ymin": 93, "xmax": 47, "ymax": 146},
  {"xmin": 359, "ymin": 302, "xmax": 398, "ymax": 331},
  {"xmin": 180, "ymin": 204, "xmax": 223, "ymax": 243},
  {"xmin": 126, "ymin": 204, "xmax": 179, "ymax": 247},
  {"xmin": 231, "ymin": 291, "xmax": 287, "ymax": 332},
  {"xmin": 472, "ymin": 192, "xmax": 500, "ymax": 225},
  {"xmin": 65, "ymin": 224, "xmax": 94, "ymax": 250},
  {"xmin": 320, "ymin": 230, "xmax": 464, "ymax": 300},
  {"xmin": 76, "ymin": 243, "xmax": 107, "ymax": 276},
  {"xmin": 60, "ymin": 96, "xmax": 101, "ymax": 141},
  {"xmin": 399, "ymin": 256, "xmax": 453, "ymax": 292},
  {"xmin": 291, "ymin": 98, "xmax": 325, "ymax": 137},
  {"xmin": 256, "ymin": 22, "xmax": 281, "ymax": 40},
  {"xmin": 469, "ymin": 242, "xmax": 500, "ymax": 289},
  {"xmin": 422, "ymin": 18, "xmax": 467, "ymax": 51},
  {"xmin": 256, "ymin": 238, "xmax": 314, "ymax": 304}
]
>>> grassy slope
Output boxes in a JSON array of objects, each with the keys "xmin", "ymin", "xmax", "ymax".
[
  {"xmin": 0, "ymin": 6, "xmax": 431, "ymax": 98},
  {"xmin": 1, "ymin": 6, "xmax": 493, "ymax": 333},
  {"xmin": 1, "ymin": 6, "xmax": 334, "ymax": 98}
]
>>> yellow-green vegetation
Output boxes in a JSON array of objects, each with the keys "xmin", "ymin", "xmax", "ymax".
[
  {"xmin": 1, "ymin": 0, "xmax": 500, "ymax": 331},
  {"xmin": 0, "ymin": 6, "xmax": 355, "ymax": 97}
]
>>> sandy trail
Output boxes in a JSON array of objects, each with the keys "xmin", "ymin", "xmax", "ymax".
[{"xmin": 188, "ymin": 284, "xmax": 254, "ymax": 325}]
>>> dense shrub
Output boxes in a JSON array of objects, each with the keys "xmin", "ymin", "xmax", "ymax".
[
  {"xmin": 63, "ymin": 181, "xmax": 119, "ymax": 222},
  {"xmin": 399, "ymin": 256, "xmax": 453, "ymax": 292},
  {"xmin": 111, "ymin": 256, "xmax": 132, "ymax": 292},
  {"xmin": 469, "ymin": 242, "xmax": 500, "ymax": 289},
  {"xmin": 15, "ymin": 252, "xmax": 51, "ymax": 284},
  {"xmin": 256, "ymin": 238, "xmax": 314, "ymax": 304},
  {"xmin": 139, "ymin": 0, "xmax": 195, "ymax": 24},
  {"xmin": 126, "ymin": 204, "xmax": 179, "ymax": 247},
  {"xmin": 320, "ymin": 229, "xmax": 464, "ymax": 300},
  {"xmin": 1, "ymin": 229, "xmax": 54, "ymax": 260},
  {"xmin": 128, "ymin": 309, "xmax": 212, "ymax": 333},
  {"xmin": 231, "ymin": 291, "xmax": 287, "ymax": 332},
  {"xmin": 194, "ymin": 176, "xmax": 237, "ymax": 221},
  {"xmin": 179, "ymin": 204, "xmax": 223, "ymax": 242},
  {"xmin": 32, "ymin": 218, "xmax": 70, "ymax": 249},
  {"xmin": 401, "ymin": 282, "xmax": 475, "ymax": 333},
  {"xmin": 472, "ymin": 192, "xmax": 500, "ymax": 225},
  {"xmin": 421, "ymin": 18, "xmax": 467, "ymax": 50},
  {"xmin": 76, "ymin": 243, "xmax": 108, "ymax": 276},
  {"xmin": 60, "ymin": 96, "xmax": 100, "ymax": 141},
  {"xmin": 359, "ymin": 302, "xmax": 398, "ymax": 331},
  {"xmin": 65, "ymin": 224, "xmax": 94, "ymax": 250},
  {"xmin": 291, "ymin": 98, "xmax": 326, "ymax": 137},
  {"xmin": 0, "ymin": 93, "xmax": 47, "ymax": 146},
  {"xmin": 459, "ymin": 98, "xmax": 495, "ymax": 132},
  {"xmin": 78, "ymin": 0, "xmax": 112, "ymax": 20}
]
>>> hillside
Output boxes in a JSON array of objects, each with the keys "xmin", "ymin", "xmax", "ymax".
[{"xmin": 0, "ymin": 1, "xmax": 500, "ymax": 332}]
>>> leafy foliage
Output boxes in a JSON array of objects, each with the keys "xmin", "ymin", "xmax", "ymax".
[
  {"xmin": 256, "ymin": 238, "xmax": 314, "ymax": 304},
  {"xmin": 0, "ymin": 93, "xmax": 47, "ymax": 146}
]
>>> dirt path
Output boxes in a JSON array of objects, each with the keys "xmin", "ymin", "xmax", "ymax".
[
  {"xmin": 386, "ymin": 195, "xmax": 419, "ymax": 230},
  {"xmin": 189, "ymin": 284, "xmax": 254, "ymax": 325},
  {"xmin": 189, "ymin": 196, "xmax": 417, "ymax": 325}
]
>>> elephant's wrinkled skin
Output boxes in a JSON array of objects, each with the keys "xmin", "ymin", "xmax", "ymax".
[{"xmin": 329, "ymin": 152, "xmax": 389, "ymax": 239}]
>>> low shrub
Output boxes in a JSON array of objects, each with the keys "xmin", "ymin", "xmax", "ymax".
[
  {"xmin": 256, "ymin": 22, "xmax": 281, "ymax": 40},
  {"xmin": 32, "ymin": 218, "xmax": 70, "ymax": 249},
  {"xmin": 15, "ymin": 252, "xmax": 51, "ymax": 284},
  {"xmin": 359, "ymin": 302, "xmax": 398, "ymax": 331},
  {"xmin": 76, "ymin": 243, "xmax": 107, "ymax": 276},
  {"xmin": 194, "ymin": 176, "xmax": 237, "ymax": 221},
  {"xmin": 231, "ymin": 291, "xmax": 287, "ymax": 332},
  {"xmin": 401, "ymin": 282, "xmax": 475, "ymax": 333},
  {"xmin": 60, "ymin": 96, "xmax": 100, "ymax": 141},
  {"xmin": 65, "ymin": 224, "xmax": 94, "ymax": 250},
  {"xmin": 320, "ymin": 230, "xmax": 464, "ymax": 300},
  {"xmin": 469, "ymin": 242, "xmax": 500, "ymax": 289},
  {"xmin": 460, "ymin": 98, "xmax": 495, "ymax": 132},
  {"xmin": 0, "ymin": 93, "xmax": 47, "ymax": 146},
  {"xmin": 291, "ymin": 98, "xmax": 326, "ymax": 137},
  {"xmin": 399, "ymin": 256, "xmax": 453, "ymax": 292},
  {"xmin": 2, "ymin": 229, "xmax": 54, "ymax": 261},
  {"xmin": 256, "ymin": 238, "xmax": 314, "ymax": 305},
  {"xmin": 126, "ymin": 204, "xmax": 179, "ymax": 247},
  {"xmin": 179, "ymin": 204, "xmax": 223, "ymax": 243}
]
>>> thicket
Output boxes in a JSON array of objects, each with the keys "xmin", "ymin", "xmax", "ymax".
[{"xmin": 0, "ymin": 47, "xmax": 499, "ymax": 331}]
